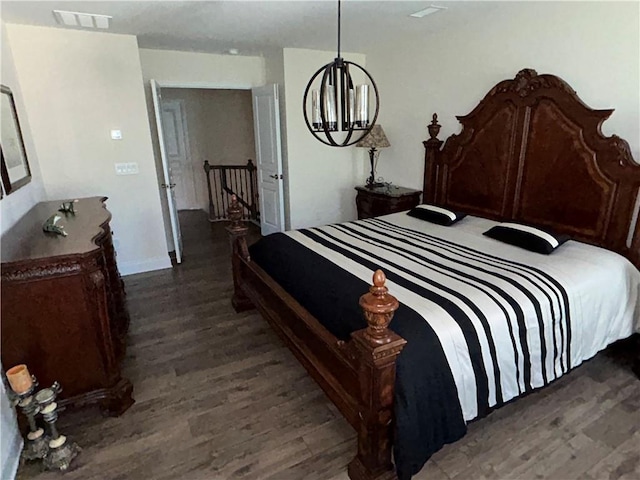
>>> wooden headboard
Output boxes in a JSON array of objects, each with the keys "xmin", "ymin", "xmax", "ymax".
[{"xmin": 423, "ymin": 68, "xmax": 640, "ymax": 269}]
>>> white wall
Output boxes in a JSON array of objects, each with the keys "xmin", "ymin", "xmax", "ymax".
[
  {"xmin": 367, "ymin": 1, "xmax": 640, "ymax": 191},
  {"xmin": 138, "ymin": 48, "xmax": 265, "ymax": 248},
  {"xmin": 5, "ymin": 24, "xmax": 170, "ymax": 275},
  {"xmin": 139, "ymin": 49, "xmax": 265, "ymax": 88},
  {"xmin": 0, "ymin": 22, "xmax": 46, "ymax": 234},
  {"xmin": 282, "ymin": 48, "xmax": 368, "ymax": 230}
]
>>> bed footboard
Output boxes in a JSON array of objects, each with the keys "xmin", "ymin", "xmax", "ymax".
[{"xmin": 226, "ymin": 196, "xmax": 407, "ymax": 480}]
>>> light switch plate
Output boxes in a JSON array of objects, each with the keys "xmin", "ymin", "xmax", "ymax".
[
  {"xmin": 114, "ymin": 162, "xmax": 139, "ymax": 175},
  {"xmin": 110, "ymin": 129, "xmax": 122, "ymax": 140}
]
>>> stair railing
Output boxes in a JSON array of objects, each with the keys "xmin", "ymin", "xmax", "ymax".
[{"xmin": 203, "ymin": 159, "xmax": 259, "ymax": 223}]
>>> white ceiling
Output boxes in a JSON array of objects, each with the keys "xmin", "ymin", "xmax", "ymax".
[{"xmin": 0, "ymin": 1, "xmax": 500, "ymax": 56}]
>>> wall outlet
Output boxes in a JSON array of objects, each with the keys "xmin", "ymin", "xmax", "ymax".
[
  {"xmin": 114, "ymin": 162, "xmax": 139, "ymax": 175},
  {"xmin": 110, "ymin": 130, "xmax": 122, "ymax": 140}
]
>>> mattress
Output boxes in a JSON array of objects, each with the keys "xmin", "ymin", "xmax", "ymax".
[{"xmin": 248, "ymin": 212, "xmax": 640, "ymax": 479}]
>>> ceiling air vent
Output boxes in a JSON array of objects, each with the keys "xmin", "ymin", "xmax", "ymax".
[
  {"xmin": 53, "ymin": 10, "xmax": 112, "ymax": 29},
  {"xmin": 409, "ymin": 5, "xmax": 447, "ymax": 18}
]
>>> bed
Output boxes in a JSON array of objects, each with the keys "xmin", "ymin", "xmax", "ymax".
[{"xmin": 225, "ymin": 69, "xmax": 640, "ymax": 480}]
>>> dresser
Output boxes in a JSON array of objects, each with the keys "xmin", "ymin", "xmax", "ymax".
[
  {"xmin": 1, "ymin": 197, "xmax": 133, "ymax": 416},
  {"xmin": 355, "ymin": 185, "xmax": 422, "ymax": 220}
]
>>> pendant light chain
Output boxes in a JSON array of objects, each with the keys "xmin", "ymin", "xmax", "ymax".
[{"xmin": 337, "ymin": 0, "xmax": 341, "ymax": 59}]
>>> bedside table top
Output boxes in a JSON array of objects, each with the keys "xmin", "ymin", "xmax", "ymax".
[{"xmin": 355, "ymin": 185, "xmax": 421, "ymax": 198}]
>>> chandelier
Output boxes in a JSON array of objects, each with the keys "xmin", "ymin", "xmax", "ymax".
[{"xmin": 303, "ymin": 0, "xmax": 380, "ymax": 147}]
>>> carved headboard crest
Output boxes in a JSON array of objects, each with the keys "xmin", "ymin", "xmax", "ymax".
[
  {"xmin": 423, "ymin": 69, "xmax": 640, "ymax": 269},
  {"xmin": 488, "ymin": 68, "xmax": 577, "ymax": 98}
]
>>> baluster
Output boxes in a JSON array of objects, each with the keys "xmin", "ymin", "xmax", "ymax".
[
  {"xmin": 214, "ymin": 171, "xmax": 220, "ymax": 220},
  {"xmin": 242, "ymin": 162, "xmax": 248, "ymax": 220},
  {"xmin": 233, "ymin": 168, "xmax": 237, "ymax": 196},
  {"xmin": 204, "ymin": 161, "xmax": 215, "ymax": 222},
  {"xmin": 247, "ymin": 159, "xmax": 257, "ymax": 221},
  {"xmin": 228, "ymin": 170, "xmax": 233, "ymax": 217},
  {"xmin": 232, "ymin": 168, "xmax": 238, "ymax": 217},
  {"xmin": 219, "ymin": 169, "xmax": 226, "ymax": 220},
  {"xmin": 216, "ymin": 170, "xmax": 223, "ymax": 219},
  {"xmin": 209, "ymin": 165, "xmax": 220, "ymax": 221},
  {"xmin": 235, "ymin": 169, "xmax": 242, "ymax": 218}
]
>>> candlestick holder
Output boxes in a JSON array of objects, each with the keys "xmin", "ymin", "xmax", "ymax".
[
  {"xmin": 7, "ymin": 376, "xmax": 49, "ymax": 462},
  {"xmin": 35, "ymin": 382, "xmax": 80, "ymax": 471}
]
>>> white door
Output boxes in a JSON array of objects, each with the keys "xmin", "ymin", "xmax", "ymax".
[
  {"xmin": 160, "ymin": 99, "xmax": 198, "ymax": 210},
  {"xmin": 252, "ymin": 84, "xmax": 285, "ymax": 236},
  {"xmin": 151, "ymin": 79, "xmax": 183, "ymax": 264}
]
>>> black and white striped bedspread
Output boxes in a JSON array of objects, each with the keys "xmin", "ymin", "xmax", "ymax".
[{"xmin": 249, "ymin": 212, "xmax": 640, "ymax": 479}]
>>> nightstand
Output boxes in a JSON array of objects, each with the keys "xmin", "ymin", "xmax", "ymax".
[{"xmin": 355, "ymin": 185, "xmax": 422, "ymax": 220}]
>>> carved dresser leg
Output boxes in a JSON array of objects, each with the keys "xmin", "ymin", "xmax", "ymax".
[
  {"xmin": 349, "ymin": 270, "xmax": 407, "ymax": 480},
  {"xmin": 100, "ymin": 378, "xmax": 134, "ymax": 416}
]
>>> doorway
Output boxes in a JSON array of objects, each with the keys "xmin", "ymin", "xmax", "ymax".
[
  {"xmin": 161, "ymin": 88, "xmax": 256, "ymax": 212},
  {"xmin": 150, "ymin": 82, "xmax": 285, "ymax": 264}
]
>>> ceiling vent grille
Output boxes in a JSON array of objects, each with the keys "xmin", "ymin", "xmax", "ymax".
[
  {"xmin": 53, "ymin": 10, "xmax": 112, "ymax": 29},
  {"xmin": 409, "ymin": 5, "xmax": 447, "ymax": 18}
]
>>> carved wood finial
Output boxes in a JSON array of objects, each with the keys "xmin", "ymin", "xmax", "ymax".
[
  {"xmin": 227, "ymin": 194, "xmax": 244, "ymax": 231},
  {"xmin": 515, "ymin": 68, "xmax": 538, "ymax": 82},
  {"xmin": 203, "ymin": 160, "xmax": 211, "ymax": 173},
  {"xmin": 489, "ymin": 68, "xmax": 576, "ymax": 98},
  {"xmin": 359, "ymin": 270, "xmax": 399, "ymax": 345},
  {"xmin": 226, "ymin": 194, "xmax": 249, "ymax": 262},
  {"xmin": 427, "ymin": 113, "xmax": 441, "ymax": 140}
]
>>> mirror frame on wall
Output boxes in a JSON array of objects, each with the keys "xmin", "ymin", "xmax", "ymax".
[{"xmin": 1, "ymin": 85, "xmax": 31, "ymax": 196}]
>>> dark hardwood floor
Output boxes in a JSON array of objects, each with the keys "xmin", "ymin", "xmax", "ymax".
[{"xmin": 17, "ymin": 210, "xmax": 640, "ymax": 480}]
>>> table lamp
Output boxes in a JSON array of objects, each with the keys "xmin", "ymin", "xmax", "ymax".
[{"xmin": 356, "ymin": 124, "xmax": 390, "ymax": 189}]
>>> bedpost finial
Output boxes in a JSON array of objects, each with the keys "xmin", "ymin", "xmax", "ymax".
[
  {"xmin": 360, "ymin": 269, "xmax": 400, "ymax": 345},
  {"xmin": 428, "ymin": 113, "xmax": 441, "ymax": 140},
  {"xmin": 227, "ymin": 194, "xmax": 245, "ymax": 233},
  {"xmin": 372, "ymin": 269, "xmax": 385, "ymax": 288}
]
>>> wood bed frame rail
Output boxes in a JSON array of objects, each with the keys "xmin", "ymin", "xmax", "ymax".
[{"xmin": 226, "ymin": 195, "xmax": 406, "ymax": 480}]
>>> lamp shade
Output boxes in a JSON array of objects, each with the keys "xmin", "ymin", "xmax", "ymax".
[{"xmin": 356, "ymin": 124, "xmax": 390, "ymax": 149}]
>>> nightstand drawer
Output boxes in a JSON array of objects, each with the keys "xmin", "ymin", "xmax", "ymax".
[{"xmin": 355, "ymin": 185, "xmax": 421, "ymax": 220}]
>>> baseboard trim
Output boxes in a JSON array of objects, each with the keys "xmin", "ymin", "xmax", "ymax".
[
  {"xmin": 1, "ymin": 434, "xmax": 23, "ymax": 480},
  {"xmin": 119, "ymin": 256, "xmax": 172, "ymax": 276}
]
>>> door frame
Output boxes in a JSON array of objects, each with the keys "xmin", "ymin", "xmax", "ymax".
[
  {"xmin": 151, "ymin": 80, "xmax": 264, "ymax": 260},
  {"xmin": 154, "ymin": 81, "xmax": 254, "ymax": 90}
]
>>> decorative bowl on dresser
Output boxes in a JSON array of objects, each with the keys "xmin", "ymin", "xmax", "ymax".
[
  {"xmin": 355, "ymin": 184, "xmax": 421, "ymax": 220},
  {"xmin": 1, "ymin": 196, "xmax": 133, "ymax": 416}
]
